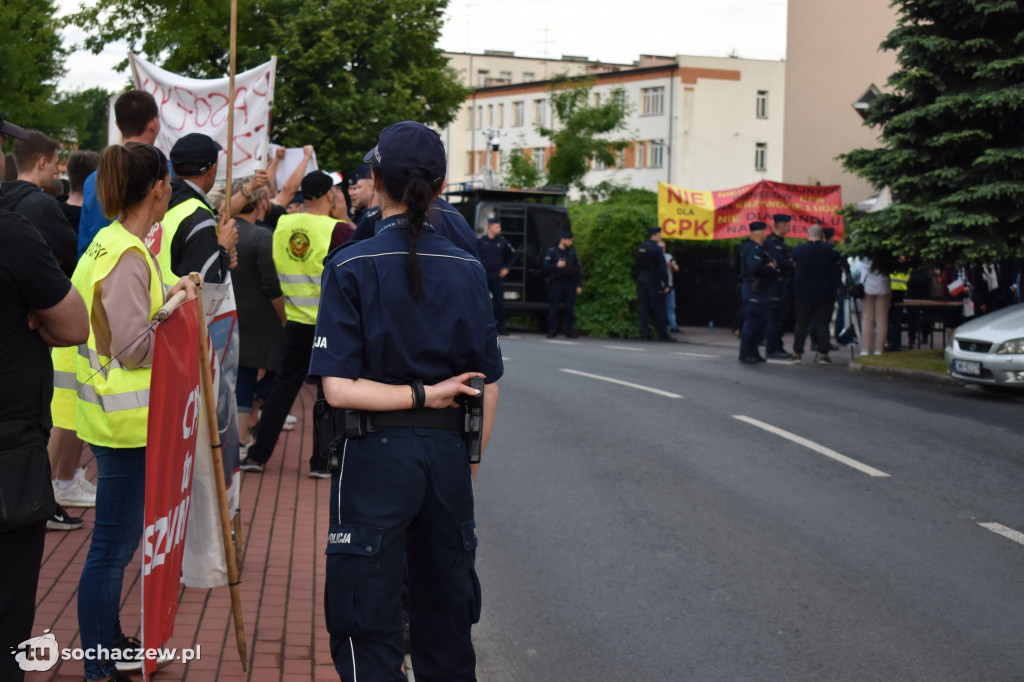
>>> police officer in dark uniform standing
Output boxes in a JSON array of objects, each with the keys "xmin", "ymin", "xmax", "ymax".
[
  {"xmin": 763, "ymin": 213, "xmax": 794, "ymax": 358},
  {"xmin": 310, "ymin": 121, "xmax": 502, "ymax": 682},
  {"xmin": 542, "ymin": 230, "xmax": 582, "ymax": 338},
  {"xmin": 478, "ymin": 216, "xmax": 516, "ymax": 335},
  {"xmin": 739, "ymin": 221, "xmax": 777, "ymax": 363},
  {"xmin": 634, "ymin": 226, "xmax": 676, "ymax": 341}
]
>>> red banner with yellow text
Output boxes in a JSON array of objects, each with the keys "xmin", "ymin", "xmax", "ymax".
[
  {"xmin": 141, "ymin": 298, "xmax": 201, "ymax": 679},
  {"xmin": 657, "ymin": 180, "xmax": 843, "ymax": 241}
]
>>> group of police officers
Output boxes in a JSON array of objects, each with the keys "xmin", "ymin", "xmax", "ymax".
[{"xmin": 738, "ymin": 213, "xmax": 794, "ymax": 363}]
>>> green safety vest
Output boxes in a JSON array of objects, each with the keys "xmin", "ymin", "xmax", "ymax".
[
  {"xmin": 273, "ymin": 213, "xmax": 335, "ymax": 325},
  {"xmin": 890, "ymin": 271, "xmax": 910, "ymax": 292},
  {"xmin": 50, "ymin": 345, "xmax": 77, "ymax": 431},
  {"xmin": 155, "ymin": 197, "xmax": 211, "ymax": 286},
  {"xmin": 74, "ymin": 222, "xmax": 164, "ymax": 448}
]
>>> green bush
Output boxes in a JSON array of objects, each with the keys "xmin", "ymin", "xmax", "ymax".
[{"xmin": 570, "ymin": 189, "xmax": 658, "ymax": 338}]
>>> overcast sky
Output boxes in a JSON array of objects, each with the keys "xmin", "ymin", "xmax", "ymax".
[{"xmin": 56, "ymin": 0, "xmax": 788, "ymax": 92}]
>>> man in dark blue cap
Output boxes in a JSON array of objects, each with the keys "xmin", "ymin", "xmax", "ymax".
[
  {"xmin": 478, "ymin": 215, "xmax": 516, "ymax": 335},
  {"xmin": 159, "ymin": 132, "xmax": 237, "ymax": 285},
  {"xmin": 542, "ymin": 230, "xmax": 583, "ymax": 338},
  {"xmin": 634, "ymin": 225, "xmax": 676, "ymax": 341},
  {"xmin": 763, "ymin": 213, "xmax": 794, "ymax": 358},
  {"xmin": 739, "ymin": 221, "xmax": 777, "ymax": 363},
  {"xmin": 348, "ymin": 163, "xmax": 379, "ymax": 232}
]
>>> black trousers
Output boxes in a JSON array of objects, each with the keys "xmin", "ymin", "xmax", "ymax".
[
  {"xmin": 0, "ymin": 521, "xmax": 46, "ymax": 682},
  {"xmin": 793, "ymin": 299, "xmax": 836, "ymax": 355},
  {"xmin": 248, "ymin": 321, "xmax": 326, "ymax": 470},
  {"xmin": 487, "ymin": 277, "xmax": 506, "ymax": 333}
]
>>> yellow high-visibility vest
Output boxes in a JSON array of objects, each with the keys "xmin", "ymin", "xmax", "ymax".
[
  {"xmin": 890, "ymin": 271, "xmax": 910, "ymax": 291},
  {"xmin": 155, "ymin": 197, "xmax": 211, "ymax": 286},
  {"xmin": 74, "ymin": 222, "xmax": 164, "ymax": 448},
  {"xmin": 273, "ymin": 213, "xmax": 335, "ymax": 324},
  {"xmin": 50, "ymin": 345, "xmax": 77, "ymax": 430}
]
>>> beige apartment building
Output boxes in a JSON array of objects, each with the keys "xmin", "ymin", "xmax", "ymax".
[
  {"xmin": 783, "ymin": 0, "xmax": 899, "ymax": 205},
  {"xmin": 441, "ymin": 52, "xmax": 786, "ymax": 195}
]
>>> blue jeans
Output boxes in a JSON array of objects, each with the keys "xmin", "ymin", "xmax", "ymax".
[
  {"xmin": 665, "ymin": 287, "xmax": 678, "ymax": 330},
  {"xmin": 78, "ymin": 445, "xmax": 145, "ymax": 680},
  {"xmin": 235, "ymin": 366, "xmax": 276, "ymax": 412}
]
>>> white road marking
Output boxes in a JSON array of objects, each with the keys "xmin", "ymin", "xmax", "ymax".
[
  {"xmin": 674, "ymin": 351, "xmax": 717, "ymax": 359},
  {"xmin": 604, "ymin": 345, "xmax": 643, "ymax": 352},
  {"xmin": 544, "ymin": 339, "xmax": 578, "ymax": 346},
  {"xmin": 731, "ymin": 415, "xmax": 891, "ymax": 478},
  {"xmin": 979, "ymin": 522, "xmax": 1024, "ymax": 547},
  {"xmin": 560, "ymin": 369, "xmax": 683, "ymax": 399}
]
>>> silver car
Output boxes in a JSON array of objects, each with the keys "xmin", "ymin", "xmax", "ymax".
[{"xmin": 945, "ymin": 302, "xmax": 1024, "ymax": 387}]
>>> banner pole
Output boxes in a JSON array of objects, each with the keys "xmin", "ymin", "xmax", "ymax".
[
  {"xmin": 190, "ymin": 272, "xmax": 248, "ymax": 670},
  {"xmin": 223, "ymin": 0, "xmax": 238, "ymax": 222}
]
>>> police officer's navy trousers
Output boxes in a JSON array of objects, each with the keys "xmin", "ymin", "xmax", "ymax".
[
  {"xmin": 487, "ymin": 277, "xmax": 507, "ymax": 333},
  {"xmin": 740, "ymin": 283, "xmax": 767, "ymax": 359},
  {"xmin": 763, "ymin": 281, "xmax": 786, "ymax": 353},
  {"xmin": 326, "ymin": 427, "xmax": 480, "ymax": 682},
  {"xmin": 636, "ymin": 276, "xmax": 668, "ymax": 339},
  {"xmin": 547, "ymin": 282, "xmax": 577, "ymax": 335}
]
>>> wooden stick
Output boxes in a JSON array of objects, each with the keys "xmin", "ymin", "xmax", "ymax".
[
  {"xmin": 189, "ymin": 272, "xmax": 248, "ymax": 670},
  {"xmin": 155, "ymin": 290, "xmax": 188, "ymax": 321},
  {"xmin": 222, "ymin": 0, "xmax": 238, "ymax": 222}
]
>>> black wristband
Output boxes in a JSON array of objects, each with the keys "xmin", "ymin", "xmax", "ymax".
[{"xmin": 410, "ymin": 379, "xmax": 426, "ymax": 409}]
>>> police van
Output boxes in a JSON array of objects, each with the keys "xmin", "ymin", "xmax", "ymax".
[{"xmin": 444, "ymin": 186, "xmax": 571, "ymax": 314}]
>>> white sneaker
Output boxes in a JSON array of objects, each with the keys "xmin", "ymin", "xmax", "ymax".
[
  {"xmin": 54, "ymin": 468, "xmax": 97, "ymax": 508},
  {"xmin": 282, "ymin": 413, "xmax": 298, "ymax": 431},
  {"xmin": 873, "ymin": 351, "xmax": 883, "ymax": 356},
  {"xmin": 859, "ymin": 351, "xmax": 870, "ymax": 357}
]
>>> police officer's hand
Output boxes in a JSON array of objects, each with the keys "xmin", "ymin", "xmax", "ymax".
[
  {"xmin": 425, "ymin": 372, "xmax": 486, "ymax": 409},
  {"xmin": 499, "ymin": 268, "xmax": 509, "ymax": 278},
  {"xmin": 575, "ymin": 286, "xmax": 582, "ymax": 295},
  {"xmin": 557, "ymin": 258, "xmax": 566, "ymax": 268}
]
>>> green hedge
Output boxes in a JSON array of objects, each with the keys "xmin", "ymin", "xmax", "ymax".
[{"xmin": 570, "ymin": 190, "xmax": 657, "ymax": 338}]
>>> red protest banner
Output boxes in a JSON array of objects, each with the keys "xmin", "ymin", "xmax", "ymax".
[
  {"xmin": 658, "ymin": 180, "xmax": 844, "ymax": 240},
  {"xmin": 141, "ymin": 298, "xmax": 201, "ymax": 679}
]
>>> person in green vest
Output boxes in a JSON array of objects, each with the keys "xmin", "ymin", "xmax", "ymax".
[
  {"xmin": 888, "ymin": 269, "xmax": 910, "ymax": 351},
  {"xmin": 240, "ymin": 171, "xmax": 353, "ymax": 477},
  {"xmin": 75, "ymin": 142, "xmax": 197, "ymax": 682},
  {"xmin": 161, "ymin": 133, "xmax": 237, "ymax": 285}
]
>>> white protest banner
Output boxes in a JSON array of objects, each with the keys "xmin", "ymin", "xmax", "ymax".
[{"xmin": 129, "ymin": 53, "xmax": 277, "ymax": 182}]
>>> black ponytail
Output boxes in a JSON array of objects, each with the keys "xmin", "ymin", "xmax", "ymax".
[{"xmin": 377, "ymin": 165, "xmax": 443, "ymax": 301}]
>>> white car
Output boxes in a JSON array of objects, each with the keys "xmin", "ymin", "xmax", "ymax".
[{"xmin": 945, "ymin": 302, "xmax": 1024, "ymax": 387}]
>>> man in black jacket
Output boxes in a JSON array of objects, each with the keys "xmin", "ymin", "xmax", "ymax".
[
  {"xmin": 0, "ymin": 130, "xmax": 78, "ymax": 277},
  {"xmin": 790, "ymin": 224, "xmax": 841, "ymax": 364}
]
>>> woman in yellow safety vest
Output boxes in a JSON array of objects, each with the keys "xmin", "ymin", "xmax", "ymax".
[{"xmin": 75, "ymin": 142, "xmax": 196, "ymax": 682}]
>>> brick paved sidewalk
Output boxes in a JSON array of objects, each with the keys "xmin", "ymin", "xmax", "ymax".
[{"xmin": 28, "ymin": 384, "xmax": 344, "ymax": 682}]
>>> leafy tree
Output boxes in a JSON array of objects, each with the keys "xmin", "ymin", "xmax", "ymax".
[
  {"xmin": 538, "ymin": 76, "xmax": 632, "ymax": 193},
  {"xmin": 53, "ymin": 88, "xmax": 114, "ymax": 151},
  {"xmin": 0, "ymin": 0, "xmax": 68, "ymax": 134},
  {"xmin": 69, "ymin": 0, "xmax": 469, "ymax": 171},
  {"xmin": 839, "ymin": 0, "xmax": 1024, "ymax": 270},
  {"xmin": 503, "ymin": 146, "xmax": 544, "ymax": 188}
]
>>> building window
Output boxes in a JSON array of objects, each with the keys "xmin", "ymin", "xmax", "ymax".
[
  {"xmin": 755, "ymin": 142, "xmax": 767, "ymax": 171},
  {"xmin": 513, "ymin": 101, "xmax": 525, "ymax": 127},
  {"xmin": 756, "ymin": 90, "xmax": 768, "ymax": 119},
  {"xmin": 649, "ymin": 140, "xmax": 665, "ymax": 168},
  {"xmin": 498, "ymin": 103, "xmax": 505, "ymax": 127},
  {"xmin": 533, "ymin": 99, "xmax": 546, "ymax": 125},
  {"xmin": 500, "ymin": 70, "xmax": 512, "ymax": 81},
  {"xmin": 533, "ymin": 147, "xmax": 546, "ymax": 171},
  {"xmin": 477, "ymin": 70, "xmax": 489, "ymax": 87},
  {"xmin": 522, "ymin": 71, "xmax": 535, "ymax": 82},
  {"xmin": 617, "ymin": 147, "xmax": 626, "ymax": 167},
  {"xmin": 642, "ymin": 87, "xmax": 665, "ymax": 116},
  {"xmin": 487, "ymin": 104, "xmax": 493, "ymax": 126},
  {"xmin": 593, "ymin": 93, "xmax": 601, "ymax": 106},
  {"xmin": 477, "ymin": 106, "xmax": 483, "ymax": 128},
  {"xmin": 636, "ymin": 141, "xmax": 645, "ymax": 169}
]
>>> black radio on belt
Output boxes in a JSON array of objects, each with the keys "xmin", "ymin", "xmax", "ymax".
[{"xmin": 460, "ymin": 378, "xmax": 485, "ymax": 464}]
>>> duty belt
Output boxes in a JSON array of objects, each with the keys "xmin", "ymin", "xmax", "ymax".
[{"xmin": 363, "ymin": 406, "xmax": 463, "ymax": 432}]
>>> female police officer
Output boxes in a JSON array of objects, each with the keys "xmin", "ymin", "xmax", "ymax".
[{"xmin": 309, "ymin": 121, "xmax": 502, "ymax": 682}]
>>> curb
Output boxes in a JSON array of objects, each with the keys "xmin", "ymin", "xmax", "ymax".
[{"xmin": 848, "ymin": 361, "xmax": 953, "ymax": 386}]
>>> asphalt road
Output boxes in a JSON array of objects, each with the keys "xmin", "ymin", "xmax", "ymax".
[{"xmin": 471, "ymin": 333, "xmax": 1024, "ymax": 682}]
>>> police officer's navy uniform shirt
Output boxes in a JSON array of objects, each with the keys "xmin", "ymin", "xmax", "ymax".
[
  {"xmin": 764, "ymin": 232, "xmax": 792, "ymax": 279},
  {"xmin": 427, "ymin": 198, "xmax": 479, "ymax": 258},
  {"xmin": 636, "ymin": 238, "xmax": 669, "ymax": 286},
  {"xmin": 477, "ymin": 234, "xmax": 515, "ymax": 279},
  {"xmin": 309, "ymin": 215, "xmax": 504, "ymax": 385},
  {"xmin": 743, "ymin": 240, "xmax": 775, "ymax": 282}
]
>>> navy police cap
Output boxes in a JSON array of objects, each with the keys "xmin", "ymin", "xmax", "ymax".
[
  {"xmin": 773, "ymin": 213, "xmax": 791, "ymax": 223},
  {"xmin": 646, "ymin": 225, "xmax": 661, "ymax": 235},
  {"xmin": 348, "ymin": 163, "xmax": 371, "ymax": 183},
  {"xmin": 364, "ymin": 121, "xmax": 446, "ymax": 182},
  {"xmin": 749, "ymin": 221, "xmax": 768, "ymax": 232},
  {"xmin": 560, "ymin": 229, "xmax": 573, "ymax": 239}
]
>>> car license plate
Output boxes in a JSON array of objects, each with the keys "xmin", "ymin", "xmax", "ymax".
[{"xmin": 955, "ymin": 359, "xmax": 981, "ymax": 376}]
